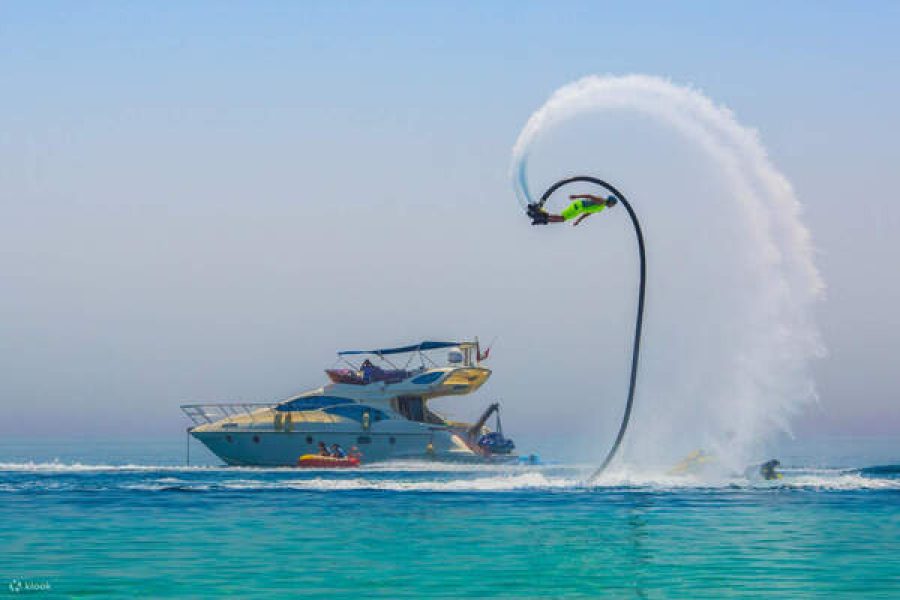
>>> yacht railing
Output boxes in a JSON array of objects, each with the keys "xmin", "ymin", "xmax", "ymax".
[{"xmin": 181, "ymin": 403, "xmax": 276, "ymax": 426}]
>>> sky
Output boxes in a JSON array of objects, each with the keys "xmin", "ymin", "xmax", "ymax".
[{"xmin": 1, "ymin": 1, "xmax": 898, "ymax": 447}]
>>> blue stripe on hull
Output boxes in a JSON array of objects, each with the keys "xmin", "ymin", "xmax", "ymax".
[{"xmin": 192, "ymin": 430, "xmax": 472, "ymax": 466}]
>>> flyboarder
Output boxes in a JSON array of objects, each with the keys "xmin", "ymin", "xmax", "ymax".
[{"xmin": 528, "ymin": 194, "xmax": 618, "ymax": 226}]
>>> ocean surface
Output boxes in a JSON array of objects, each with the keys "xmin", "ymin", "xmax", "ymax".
[{"xmin": 1, "ymin": 437, "xmax": 898, "ymax": 598}]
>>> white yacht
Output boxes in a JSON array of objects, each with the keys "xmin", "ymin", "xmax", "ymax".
[{"xmin": 182, "ymin": 340, "xmax": 516, "ymax": 466}]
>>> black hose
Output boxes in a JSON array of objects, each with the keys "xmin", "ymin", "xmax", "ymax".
[{"xmin": 533, "ymin": 176, "xmax": 646, "ymax": 481}]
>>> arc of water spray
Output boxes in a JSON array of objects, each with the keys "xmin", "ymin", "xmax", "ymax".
[
  {"xmin": 512, "ymin": 74, "xmax": 824, "ymax": 477},
  {"xmin": 532, "ymin": 177, "xmax": 646, "ymax": 482}
]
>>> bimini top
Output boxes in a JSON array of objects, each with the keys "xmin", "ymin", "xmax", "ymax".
[{"xmin": 338, "ymin": 341, "xmax": 463, "ymax": 356}]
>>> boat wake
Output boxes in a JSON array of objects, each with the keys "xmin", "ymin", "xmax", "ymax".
[
  {"xmin": 1, "ymin": 462, "xmax": 897, "ymax": 493},
  {"xmin": 123, "ymin": 472, "xmax": 580, "ymax": 493}
]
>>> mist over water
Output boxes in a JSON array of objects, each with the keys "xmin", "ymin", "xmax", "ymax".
[{"xmin": 511, "ymin": 75, "xmax": 825, "ymax": 473}]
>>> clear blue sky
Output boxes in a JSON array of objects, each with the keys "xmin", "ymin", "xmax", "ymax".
[{"xmin": 1, "ymin": 2, "xmax": 898, "ymax": 442}]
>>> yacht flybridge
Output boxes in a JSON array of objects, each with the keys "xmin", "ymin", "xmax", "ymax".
[{"xmin": 182, "ymin": 340, "xmax": 516, "ymax": 466}]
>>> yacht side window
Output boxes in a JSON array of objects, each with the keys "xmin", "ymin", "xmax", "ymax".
[
  {"xmin": 324, "ymin": 405, "xmax": 389, "ymax": 423},
  {"xmin": 276, "ymin": 396, "xmax": 352, "ymax": 412},
  {"xmin": 411, "ymin": 371, "xmax": 443, "ymax": 385}
]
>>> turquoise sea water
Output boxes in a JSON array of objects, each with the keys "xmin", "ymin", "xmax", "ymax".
[{"xmin": 1, "ymin": 438, "xmax": 898, "ymax": 598}]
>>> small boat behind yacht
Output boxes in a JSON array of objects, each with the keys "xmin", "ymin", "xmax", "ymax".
[{"xmin": 181, "ymin": 340, "xmax": 517, "ymax": 466}]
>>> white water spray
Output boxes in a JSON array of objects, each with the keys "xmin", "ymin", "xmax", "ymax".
[{"xmin": 511, "ymin": 75, "xmax": 824, "ymax": 472}]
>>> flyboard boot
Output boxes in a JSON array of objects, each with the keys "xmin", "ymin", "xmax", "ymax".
[{"xmin": 527, "ymin": 203, "xmax": 550, "ymax": 225}]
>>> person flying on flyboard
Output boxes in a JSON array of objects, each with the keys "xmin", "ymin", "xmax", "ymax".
[{"xmin": 527, "ymin": 194, "xmax": 618, "ymax": 226}]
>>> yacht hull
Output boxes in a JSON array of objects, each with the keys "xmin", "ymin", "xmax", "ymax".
[{"xmin": 191, "ymin": 427, "xmax": 477, "ymax": 466}]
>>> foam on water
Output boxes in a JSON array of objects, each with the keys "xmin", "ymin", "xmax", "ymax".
[
  {"xmin": 0, "ymin": 460, "xmax": 269, "ymax": 473},
  {"xmin": 1, "ymin": 462, "xmax": 897, "ymax": 493},
  {"xmin": 510, "ymin": 75, "xmax": 825, "ymax": 470},
  {"xmin": 190, "ymin": 472, "xmax": 579, "ymax": 493},
  {"xmin": 0, "ymin": 460, "xmax": 580, "ymax": 475}
]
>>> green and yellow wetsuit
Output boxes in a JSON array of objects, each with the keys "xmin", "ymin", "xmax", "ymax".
[{"xmin": 561, "ymin": 198, "xmax": 608, "ymax": 221}]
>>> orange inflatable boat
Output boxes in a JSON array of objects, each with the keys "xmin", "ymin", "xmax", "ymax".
[{"xmin": 297, "ymin": 454, "xmax": 361, "ymax": 468}]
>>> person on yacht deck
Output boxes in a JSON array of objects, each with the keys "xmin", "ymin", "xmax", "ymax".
[{"xmin": 360, "ymin": 359, "xmax": 378, "ymax": 383}]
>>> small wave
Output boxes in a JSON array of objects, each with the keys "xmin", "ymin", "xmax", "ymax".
[
  {"xmin": 124, "ymin": 483, "xmax": 213, "ymax": 492},
  {"xmin": 586, "ymin": 468, "xmax": 900, "ymax": 491},
  {"xmin": 123, "ymin": 473, "xmax": 581, "ymax": 493},
  {"xmin": 775, "ymin": 474, "xmax": 900, "ymax": 491},
  {"xmin": 288, "ymin": 472, "xmax": 578, "ymax": 492},
  {"xmin": 0, "ymin": 461, "xmax": 297, "ymax": 474},
  {"xmin": 857, "ymin": 464, "xmax": 900, "ymax": 476},
  {"xmin": 347, "ymin": 460, "xmax": 574, "ymax": 473},
  {"xmin": 0, "ymin": 460, "xmax": 573, "ymax": 475}
]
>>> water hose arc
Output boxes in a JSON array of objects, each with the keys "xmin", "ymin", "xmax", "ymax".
[{"xmin": 533, "ymin": 176, "xmax": 646, "ymax": 481}]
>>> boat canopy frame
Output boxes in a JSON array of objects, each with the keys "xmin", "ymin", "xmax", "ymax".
[{"xmin": 335, "ymin": 340, "xmax": 481, "ymax": 370}]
